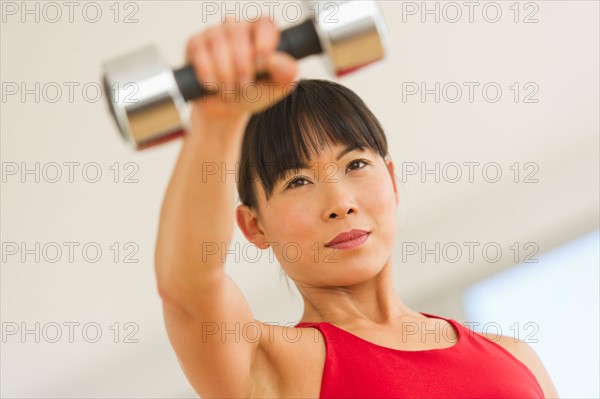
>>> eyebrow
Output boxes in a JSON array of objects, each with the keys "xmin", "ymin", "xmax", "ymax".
[{"xmin": 336, "ymin": 144, "xmax": 363, "ymax": 161}]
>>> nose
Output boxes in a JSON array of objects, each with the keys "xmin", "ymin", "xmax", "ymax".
[
  {"xmin": 327, "ymin": 207, "xmax": 355, "ymax": 219},
  {"xmin": 322, "ymin": 182, "xmax": 357, "ymax": 220}
]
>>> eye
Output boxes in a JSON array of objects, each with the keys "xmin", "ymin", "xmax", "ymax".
[
  {"xmin": 348, "ymin": 159, "xmax": 370, "ymax": 171},
  {"xmin": 285, "ymin": 176, "xmax": 310, "ymax": 190}
]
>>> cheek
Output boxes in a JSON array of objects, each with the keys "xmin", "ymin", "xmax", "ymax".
[
  {"xmin": 264, "ymin": 201, "xmax": 319, "ymax": 279},
  {"xmin": 360, "ymin": 173, "xmax": 398, "ymax": 243},
  {"xmin": 268, "ymin": 200, "xmax": 316, "ymax": 243},
  {"xmin": 362, "ymin": 174, "xmax": 396, "ymax": 211}
]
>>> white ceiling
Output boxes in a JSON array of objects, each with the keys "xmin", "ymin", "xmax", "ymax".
[{"xmin": 1, "ymin": 1, "xmax": 598, "ymax": 397}]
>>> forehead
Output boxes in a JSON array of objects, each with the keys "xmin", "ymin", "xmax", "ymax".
[{"xmin": 302, "ymin": 142, "xmax": 364, "ymax": 164}]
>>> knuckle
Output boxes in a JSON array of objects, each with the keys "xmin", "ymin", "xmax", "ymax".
[
  {"xmin": 226, "ymin": 17, "xmax": 246, "ymax": 30},
  {"xmin": 206, "ymin": 25, "xmax": 225, "ymax": 38},
  {"xmin": 186, "ymin": 35, "xmax": 203, "ymax": 57},
  {"xmin": 203, "ymin": 26, "xmax": 223, "ymax": 44},
  {"xmin": 238, "ymin": 63, "xmax": 252, "ymax": 78}
]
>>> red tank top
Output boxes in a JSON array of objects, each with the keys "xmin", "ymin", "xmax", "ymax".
[{"xmin": 294, "ymin": 312, "xmax": 544, "ymax": 398}]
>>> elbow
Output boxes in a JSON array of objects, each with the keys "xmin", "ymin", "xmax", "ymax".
[{"xmin": 155, "ymin": 273, "xmax": 181, "ymax": 307}]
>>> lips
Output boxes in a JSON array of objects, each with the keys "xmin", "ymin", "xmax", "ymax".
[{"xmin": 325, "ymin": 229, "xmax": 370, "ymax": 247}]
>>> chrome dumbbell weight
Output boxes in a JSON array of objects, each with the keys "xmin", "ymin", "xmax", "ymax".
[{"xmin": 102, "ymin": 0, "xmax": 389, "ymax": 150}]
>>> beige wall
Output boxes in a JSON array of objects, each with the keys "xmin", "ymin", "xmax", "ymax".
[{"xmin": 1, "ymin": 1, "xmax": 598, "ymax": 396}]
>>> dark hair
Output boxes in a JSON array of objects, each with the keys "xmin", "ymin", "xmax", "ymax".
[{"xmin": 237, "ymin": 79, "xmax": 389, "ymax": 214}]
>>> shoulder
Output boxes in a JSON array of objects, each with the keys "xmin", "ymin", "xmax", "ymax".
[{"xmin": 478, "ymin": 331, "xmax": 560, "ymax": 398}]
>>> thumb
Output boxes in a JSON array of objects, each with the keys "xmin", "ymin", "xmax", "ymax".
[{"xmin": 266, "ymin": 52, "xmax": 298, "ymax": 85}]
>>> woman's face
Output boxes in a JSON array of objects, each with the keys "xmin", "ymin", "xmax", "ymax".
[{"xmin": 236, "ymin": 141, "xmax": 399, "ymax": 288}]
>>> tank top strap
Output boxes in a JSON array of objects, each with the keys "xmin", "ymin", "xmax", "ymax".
[
  {"xmin": 294, "ymin": 321, "xmax": 332, "ymax": 333},
  {"xmin": 293, "ymin": 321, "xmax": 343, "ymax": 345}
]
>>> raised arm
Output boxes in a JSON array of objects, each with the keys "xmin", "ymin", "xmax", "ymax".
[{"xmin": 153, "ymin": 17, "xmax": 298, "ymax": 398}]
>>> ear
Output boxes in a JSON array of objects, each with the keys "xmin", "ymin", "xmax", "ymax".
[
  {"xmin": 236, "ymin": 204, "xmax": 270, "ymax": 249},
  {"xmin": 385, "ymin": 157, "xmax": 400, "ymax": 207}
]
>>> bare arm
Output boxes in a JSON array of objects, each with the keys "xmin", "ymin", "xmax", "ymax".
[
  {"xmin": 155, "ymin": 116, "xmax": 257, "ymax": 397},
  {"xmin": 152, "ymin": 17, "xmax": 298, "ymax": 398}
]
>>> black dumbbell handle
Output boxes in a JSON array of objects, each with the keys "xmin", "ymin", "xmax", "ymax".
[{"xmin": 174, "ymin": 19, "xmax": 323, "ymax": 102}]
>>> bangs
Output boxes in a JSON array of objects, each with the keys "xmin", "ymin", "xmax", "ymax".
[{"xmin": 238, "ymin": 79, "xmax": 389, "ymax": 209}]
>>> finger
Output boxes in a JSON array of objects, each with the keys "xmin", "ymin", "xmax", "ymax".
[
  {"xmin": 206, "ymin": 27, "xmax": 235, "ymax": 89},
  {"xmin": 186, "ymin": 35, "xmax": 217, "ymax": 89},
  {"xmin": 227, "ymin": 20, "xmax": 254, "ymax": 87},
  {"xmin": 266, "ymin": 52, "xmax": 298, "ymax": 85},
  {"xmin": 253, "ymin": 17, "xmax": 280, "ymax": 73}
]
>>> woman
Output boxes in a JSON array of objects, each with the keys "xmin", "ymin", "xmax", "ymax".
[{"xmin": 154, "ymin": 17, "xmax": 559, "ymax": 398}]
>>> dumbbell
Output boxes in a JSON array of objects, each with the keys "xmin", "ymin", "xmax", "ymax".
[{"xmin": 102, "ymin": 0, "xmax": 389, "ymax": 150}]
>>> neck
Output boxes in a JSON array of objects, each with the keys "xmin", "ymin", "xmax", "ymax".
[{"xmin": 297, "ymin": 258, "xmax": 422, "ymax": 328}]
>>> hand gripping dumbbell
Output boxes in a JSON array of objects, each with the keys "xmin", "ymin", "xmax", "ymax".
[{"xmin": 102, "ymin": 0, "xmax": 389, "ymax": 150}]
